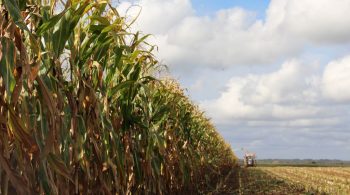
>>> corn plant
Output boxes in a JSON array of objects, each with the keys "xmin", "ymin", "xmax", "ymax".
[{"xmin": 0, "ymin": 0, "xmax": 237, "ymax": 194}]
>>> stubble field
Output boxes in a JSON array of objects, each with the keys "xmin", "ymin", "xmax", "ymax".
[{"xmin": 233, "ymin": 166, "xmax": 350, "ymax": 195}]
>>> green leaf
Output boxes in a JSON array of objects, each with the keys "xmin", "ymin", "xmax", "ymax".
[
  {"xmin": 106, "ymin": 47, "xmax": 123, "ymax": 83},
  {"xmin": 94, "ymin": 37, "xmax": 112, "ymax": 61},
  {"xmin": 130, "ymin": 63, "xmax": 141, "ymax": 81},
  {"xmin": 18, "ymin": 0, "xmax": 26, "ymax": 10},
  {"xmin": 36, "ymin": 10, "xmax": 67, "ymax": 36},
  {"xmin": 89, "ymin": 24, "xmax": 107, "ymax": 33},
  {"xmin": 0, "ymin": 37, "xmax": 16, "ymax": 101},
  {"xmin": 90, "ymin": 15, "xmax": 110, "ymax": 25},
  {"xmin": 132, "ymin": 34, "xmax": 151, "ymax": 50},
  {"xmin": 52, "ymin": 3, "xmax": 89, "ymax": 57},
  {"xmin": 114, "ymin": 47, "xmax": 124, "ymax": 70},
  {"xmin": 109, "ymin": 80, "xmax": 135, "ymax": 98},
  {"xmin": 133, "ymin": 151, "xmax": 142, "ymax": 181},
  {"xmin": 3, "ymin": 0, "xmax": 22, "ymax": 22},
  {"xmin": 3, "ymin": 0, "xmax": 31, "ymax": 32}
]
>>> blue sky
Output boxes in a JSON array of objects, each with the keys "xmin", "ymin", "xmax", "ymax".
[
  {"xmin": 192, "ymin": 0, "xmax": 270, "ymax": 18},
  {"xmin": 118, "ymin": 0, "xmax": 350, "ymax": 160}
]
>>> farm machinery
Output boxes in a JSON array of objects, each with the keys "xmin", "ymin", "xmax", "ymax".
[
  {"xmin": 244, "ymin": 153, "xmax": 256, "ymax": 167},
  {"xmin": 242, "ymin": 148, "xmax": 256, "ymax": 167}
]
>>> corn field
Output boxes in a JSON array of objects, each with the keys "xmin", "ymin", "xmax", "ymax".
[{"xmin": 0, "ymin": 0, "xmax": 237, "ymax": 194}]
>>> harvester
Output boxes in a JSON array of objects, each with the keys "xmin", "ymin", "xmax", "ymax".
[
  {"xmin": 244, "ymin": 153, "xmax": 256, "ymax": 167},
  {"xmin": 242, "ymin": 149, "xmax": 256, "ymax": 167}
]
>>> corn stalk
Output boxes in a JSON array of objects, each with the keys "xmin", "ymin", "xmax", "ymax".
[{"xmin": 0, "ymin": 0, "xmax": 237, "ymax": 194}]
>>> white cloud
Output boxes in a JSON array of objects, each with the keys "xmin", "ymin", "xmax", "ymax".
[
  {"xmin": 200, "ymin": 60, "xmax": 324, "ymax": 123},
  {"xmin": 154, "ymin": 7, "xmax": 299, "ymax": 68},
  {"xmin": 246, "ymin": 118, "xmax": 341, "ymax": 128},
  {"xmin": 118, "ymin": 0, "xmax": 193, "ymax": 34},
  {"xmin": 322, "ymin": 55, "xmax": 350, "ymax": 102},
  {"xmin": 278, "ymin": 0, "xmax": 350, "ymax": 44},
  {"xmin": 118, "ymin": 0, "xmax": 350, "ymax": 69}
]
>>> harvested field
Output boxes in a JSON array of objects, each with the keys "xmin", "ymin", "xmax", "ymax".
[
  {"xmin": 259, "ymin": 167, "xmax": 350, "ymax": 195},
  {"xmin": 215, "ymin": 167, "xmax": 350, "ymax": 194},
  {"xmin": 237, "ymin": 168, "xmax": 307, "ymax": 195}
]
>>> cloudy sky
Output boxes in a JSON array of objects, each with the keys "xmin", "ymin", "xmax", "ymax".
[{"xmin": 118, "ymin": 0, "xmax": 350, "ymax": 160}]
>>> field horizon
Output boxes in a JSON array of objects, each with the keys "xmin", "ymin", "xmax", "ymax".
[{"xmin": 238, "ymin": 159, "xmax": 350, "ymax": 166}]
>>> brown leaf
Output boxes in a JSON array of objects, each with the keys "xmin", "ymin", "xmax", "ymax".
[
  {"xmin": 36, "ymin": 76, "xmax": 56, "ymax": 116},
  {"xmin": 0, "ymin": 42, "xmax": 2, "ymax": 62},
  {"xmin": 28, "ymin": 61, "xmax": 40, "ymax": 88},
  {"xmin": 8, "ymin": 108, "xmax": 38, "ymax": 153},
  {"xmin": 0, "ymin": 149, "xmax": 30, "ymax": 195},
  {"xmin": 91, "ymin": 137, "xmax": 102, "ymax": 162},
  {"xmin": 47, "ymin": 153, "xmax": 73, "ymax": 182},
  {"xmin": 0, "ymin": 114, "xmax": 6, "ymax": 124},
  {"xmin": 14, "ymin": 15, "xmax": 29, "ymax": 76},
  {"xmin": 41, "ymin": 122, "xmax": 55, "ymax": 158},
  {"xmin": 11, "ymin": 67, "xmax": 23, "ymax": 106},
  {"xmin": 98, "ymin": 174, "xmax": 112, "ymax": 195},
  {"xmin": 13, "ymin": 27, "xmax": 22, "ymax": 54}
]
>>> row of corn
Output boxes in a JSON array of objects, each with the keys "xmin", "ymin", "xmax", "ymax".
[{"xmin": 0, "ymin": 0, "xmax": 237, "ymax": 194}]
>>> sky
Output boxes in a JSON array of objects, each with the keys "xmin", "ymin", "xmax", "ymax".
[{"xmin": 118, "ymin": 0, "xmax": 350, "ymax": 160}]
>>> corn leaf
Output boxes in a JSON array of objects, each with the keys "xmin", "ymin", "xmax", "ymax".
[
  {"xmin": 0, "ymin": 38, "xmax": 16, "ymax": 101},
  {"xmin": 36, "ymin": 10, "xmax": 67, "ymax": 36}
]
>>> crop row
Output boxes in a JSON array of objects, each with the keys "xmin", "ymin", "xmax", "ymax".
[{"xmin": 0, "ymin": 0, "xmax": 236, "ymax": 194}]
